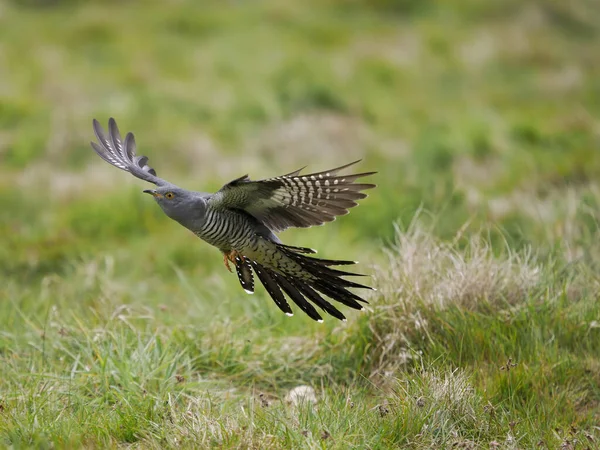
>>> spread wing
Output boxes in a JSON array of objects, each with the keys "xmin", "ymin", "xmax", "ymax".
[
  {"xmin": 211, "ymin": 160, "xmax": 376, "ymax": 232},
  {"xmin": 90, "ymin": 118, "xmax": 168, "ymax": 186}
]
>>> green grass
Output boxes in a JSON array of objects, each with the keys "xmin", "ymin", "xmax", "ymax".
[{"xmin": 1, "ymin": 0, "xmax": 600, "ymax": 448}]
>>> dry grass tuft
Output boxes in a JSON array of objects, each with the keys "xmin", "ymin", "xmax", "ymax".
[
  {"xmin": 374, "ymin": 219, "xmax": 540, "ymax": 310},
  {"xmin": 365, "ymin": 218, "xmax": 541, "ymax": 376}
]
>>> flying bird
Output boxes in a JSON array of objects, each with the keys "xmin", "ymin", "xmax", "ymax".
[{"xmin": 90, "ymin": 118, "xmax": 376, "ymax": 321}]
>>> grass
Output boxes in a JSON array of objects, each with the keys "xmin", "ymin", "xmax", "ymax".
[{"xmin": 1, "ymin": 0, "xmax": 600, "ymax": 448}]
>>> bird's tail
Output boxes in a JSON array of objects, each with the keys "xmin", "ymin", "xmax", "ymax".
[{"xmin": 234, "ymin": 244, "xmax": 372, "ymax": 322}]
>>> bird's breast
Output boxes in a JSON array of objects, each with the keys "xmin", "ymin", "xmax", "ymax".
[{"xmin": 194, "ymin": 208, "xmax": 256, "ymax": 251}]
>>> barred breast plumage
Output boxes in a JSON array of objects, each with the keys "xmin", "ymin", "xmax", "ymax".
[{"xmin": 195, "ymin": 207, "xmax": 257, "ymax": 251}]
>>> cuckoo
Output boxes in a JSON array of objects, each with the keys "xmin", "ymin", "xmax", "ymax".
[{"xmin": 90, "ymin": 118, "xmax": 376, "ymax": 321}]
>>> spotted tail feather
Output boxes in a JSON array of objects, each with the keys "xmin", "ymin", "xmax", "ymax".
[{"xmin": 241, "ymin": 244, "xmax": 372, "ymax": 321}]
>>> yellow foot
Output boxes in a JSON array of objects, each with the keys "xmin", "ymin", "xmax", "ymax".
[{"xmin": 222, "ymin": 250, "xmax": 241, "ymax": 273}]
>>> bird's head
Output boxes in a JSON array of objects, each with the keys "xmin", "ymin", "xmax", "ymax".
[{"xmin": 143, "ymin": 186, "xmax": 206, "ymax": 226}]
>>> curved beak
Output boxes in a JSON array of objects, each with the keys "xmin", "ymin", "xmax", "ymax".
[{"xmin": 143, "ymin": 189, "xmax": 160, "ymax": 197}]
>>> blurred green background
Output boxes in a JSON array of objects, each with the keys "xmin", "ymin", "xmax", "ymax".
[
  {"xmin": 2, "ymin": 0, "xmax": 599, "ymax": 283},
  {"xmin": 1, "ymin": 0, "xmax": 600, "ymax": 448}
]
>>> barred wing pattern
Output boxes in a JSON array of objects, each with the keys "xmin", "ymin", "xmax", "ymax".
[
  {"xmin": 91, "ymin": 118, "xmax": 167, "ymax": 186},
  {"xmin": 214, "ymin": 161, "xmax": 376, "ymax": 232}
]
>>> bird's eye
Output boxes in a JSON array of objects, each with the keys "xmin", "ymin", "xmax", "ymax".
[{"xmin": 165, "ymin": 192, "xmax": 175, "ymax": 199}]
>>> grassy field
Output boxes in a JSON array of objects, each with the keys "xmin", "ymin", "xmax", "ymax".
[{"xmin": 1, "ymin": 0, "xmax": 600, "ymax": 448}]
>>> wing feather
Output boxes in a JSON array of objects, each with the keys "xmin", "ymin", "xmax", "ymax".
[
  {"xmin": 90, "ymin": 118, "xmax": 167, "ymax": 185},
  {"xmin": 211, "ymin": 160, "xmax": 376, "ymax": 231}
]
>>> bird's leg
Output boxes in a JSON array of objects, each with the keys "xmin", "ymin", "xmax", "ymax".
[
  {"xmin": 223, "ymin": 253, "xmax": 232, "ymax": 272},
  {"xmin": 222, "ymin": 250, "xmax": 241, "ymax": 273}
]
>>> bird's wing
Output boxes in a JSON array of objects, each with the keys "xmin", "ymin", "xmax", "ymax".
[
  {"xmin": 211, "ymin": 160, "xmax": 376, "ymax": 232},
  {"xmin": 90, "ymin": 118, "xmax": 168, "ymax": 186}
]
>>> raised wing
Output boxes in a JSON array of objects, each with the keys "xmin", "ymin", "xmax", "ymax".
[
  {"xmin": 212, "ymin": 160, "xmax": 376, "ymax": 232},
  {"xmin": 90, "ymin": 118, "xmax": 168, "ymax": 186}
]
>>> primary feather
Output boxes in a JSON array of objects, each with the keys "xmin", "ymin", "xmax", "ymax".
[{"xmin": 91, "ymin": 118, "xmax": 166, "ymax": 186}]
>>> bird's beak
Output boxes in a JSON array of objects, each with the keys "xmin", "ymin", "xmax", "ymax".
[{"xmin": 143, "ymin": 189, "xmax": 161, "ymax": 197}]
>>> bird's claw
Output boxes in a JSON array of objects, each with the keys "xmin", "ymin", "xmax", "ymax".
[{"xmin": 223, "ymin": 250, "xmax": 240, "ymax": 273}]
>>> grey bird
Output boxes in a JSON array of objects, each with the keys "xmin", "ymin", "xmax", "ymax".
[{"xmin": 90, "ymin": 118, "xmax": 376, "ymax": 321}]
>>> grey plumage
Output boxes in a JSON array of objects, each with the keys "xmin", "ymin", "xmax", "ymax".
[{"xmin": 90, "ymin": 118, "xmax": 376, "ymax": 321}]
